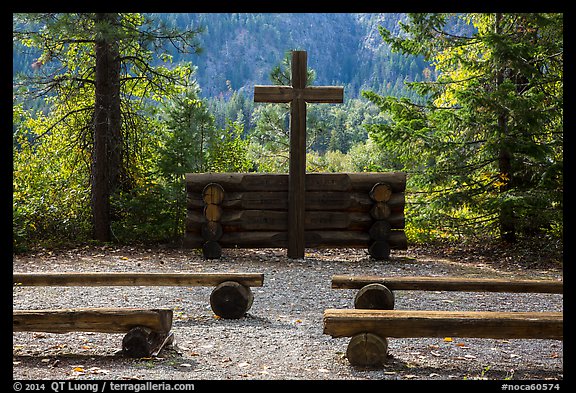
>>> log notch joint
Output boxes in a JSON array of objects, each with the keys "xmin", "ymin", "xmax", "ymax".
[{"xmin": 201, "ymin": 183, "xmax": 225, "ymax": 259}]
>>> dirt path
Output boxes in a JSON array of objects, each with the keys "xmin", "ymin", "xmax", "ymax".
[{"xmin": 13, "ymin": 245, "xmax": 563, "ymax": 381}]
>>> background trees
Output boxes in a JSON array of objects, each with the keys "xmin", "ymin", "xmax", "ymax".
[{"xmin": 13, "ymin": 13, "xmax": 563, "ymax": 251}]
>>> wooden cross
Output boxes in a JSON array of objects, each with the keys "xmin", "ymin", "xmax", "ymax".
[{"xmin": 254, "ymin": 50, "xmax": 344, "ymax": 259}]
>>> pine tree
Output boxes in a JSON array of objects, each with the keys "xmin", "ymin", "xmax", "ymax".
[{"xmin": 14, "ymin": 13, "xmax": 202, "ymax": 241}]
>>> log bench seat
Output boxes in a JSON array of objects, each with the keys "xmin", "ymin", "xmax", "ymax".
[
  {"xmin": 331, "ymin": 275, "xmax": 563, "ymax": 310},
  {"xmin": 13, "ymin": 308, "xmax": 174, "ymax": 358},
  {"xmin": 323, "ymin": 308, "xmax": 563, "ymax": 367},
  {"xmin": 13, "ymin": 272, "xmax": 264, "ymax": 319}
]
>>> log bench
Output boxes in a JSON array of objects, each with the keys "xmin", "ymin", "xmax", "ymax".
[
  {"xmin": 13, "ymin": 308, "xmax": 174, "ymax": 358},
  {"xmin": 323, "ymin": 308, "xmax": 564, "ymax": 367},
  {"xmin": 13, "ymin": 272, "xmax": 264, "ymax": 319},
  {"xmin": 331, "ymin": 275, "xmax": 563, "ymax": 310}
]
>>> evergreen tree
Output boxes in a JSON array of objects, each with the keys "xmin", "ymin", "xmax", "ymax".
[
  {"xmin": 363, "ymin": 13, "xmax": 563, "ymax": 242},
  {"xmin": 13, "ymin": 13, "xmax": 202, "ymax": 242}
]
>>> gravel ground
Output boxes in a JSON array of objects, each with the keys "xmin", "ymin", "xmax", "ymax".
[{"xmin": 13, "ymin": 245, "xmax": 563, "ymax": 382}]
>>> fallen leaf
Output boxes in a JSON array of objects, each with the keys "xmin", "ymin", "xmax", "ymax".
[
  {"xmin": 444, "ymin": 337, "xmax": 453, "ymax": 342},
  {"xmin": 87, "ymin": 367, "xmax": 109, "ymax": 374}
]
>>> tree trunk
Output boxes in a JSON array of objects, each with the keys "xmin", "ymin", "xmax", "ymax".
[
  {"xmin": 495, "ymin": 12, "xmax": 516, "ymax": 243},
  {"xmin": 92, "ymin": 13, "xmax": 121, "ymax": 242}
]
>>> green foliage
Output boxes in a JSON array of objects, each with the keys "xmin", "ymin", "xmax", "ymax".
[
  {"xmin": 13, "ymin": 13, "xmax": 202, "ymax": 248},
  {"xmin": 158, "ymin": 83, "xmax": 215, "ymax": 176},
  {"xmin": 13, "ymin": 109, "xmax": 92, "ymax": 251},
  {"xmin": 12, "ymin": 12, "xmax": 562, "ymax": 251},
  {"xmin": 110, "ymin": 180, "xmax": 184, "ymax": 243},
  {"xmin": 208, "ymin": 121, "xmax": 253, "ymax": 173},
  {"xmin": 364, "ymin": 13, "xmax": 563, "ymax": 243}
]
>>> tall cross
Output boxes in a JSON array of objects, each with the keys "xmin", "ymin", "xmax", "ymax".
[{"xmin": 254, "ymin": 50, "xmax": 344, "ymax": 259}]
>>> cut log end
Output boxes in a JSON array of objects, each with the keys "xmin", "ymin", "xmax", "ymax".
[
  {"xmin": 368, "ymin": 220, "xmax": 391, "ymax": 240},
  {"xmin": 346, "ymin": 333, "xmax": 388, "ymax": 368},
  {"xmin": 202, "ymin": 241, "xmax": 222, "ymax": 259},
  {"xmin": 204, "ymin": 204, "xmax": 223, "ymax": 222},
  {"xmin": 354, "ymin": 283, "xmax": 395, "ymax": 310},
  {"xmin": 122, "ymin": 327, "xmax": 173, "ymax": 358},
  {"xmin": 210, "ymin": 281, "xmax": 254, "ymax": 319},
  {"xmin": 370, "ymin": 202, "xmax": 391, "ymax": 220},
  {"xmin": 202, "ymin": 183, "xmax": 225, "ymax": 205},
  {"xmin": 201, "ymin": 221, "xmax": 223, "ymax": 241},
  {"xmin": 368, "ymin": 240, "xmax": 391, "ymax": 260},
  {"xmin": 369, "ymin": 183, "xmax": 392, "ymax": 202}
]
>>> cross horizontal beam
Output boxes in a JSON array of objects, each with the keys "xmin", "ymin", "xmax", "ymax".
[{"xmin": 254, "ymin": 85, "xmax": 344, "ymax": 103}]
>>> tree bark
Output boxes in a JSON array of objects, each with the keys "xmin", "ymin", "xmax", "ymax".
[
  {"xmin": 495, "ymin": 12, "xmax": 516, "ymax": 243},
  {"xmin": 92, "ymin": 13, "xmax": 121, "ymax": 242}
]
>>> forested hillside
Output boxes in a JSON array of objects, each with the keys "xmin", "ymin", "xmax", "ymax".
[
  {"xmin": 13, "ymin": 13, "xmax": 434, "ymax": 100},
  {"xmin": 154, "ymin": 13, "xmax": 431, "ymax": 99}
]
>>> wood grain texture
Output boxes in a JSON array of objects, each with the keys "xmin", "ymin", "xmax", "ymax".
[
  {"xmin": 323, "ymin": 309, "xmax": 563, "ymax": 339},
  {"xmin": 331, "ymin": 275, "xmax": 563, "ymax": 293},
  {"xmin": 13, "ymin": 272, "xmax": 264, "ymax": 287},
  {"xmin": 13, "ymin": 308, "xmax": 173, "ymax": 334}
]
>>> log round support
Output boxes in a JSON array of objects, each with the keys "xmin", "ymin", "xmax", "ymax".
[
  {"xmin": 210, "ymin": 281, "xmax": 254, "ymax": 319},
  {"xmin": 346, "ymin": 333, "xmax": 389, "ymax": 367},
  {"xmin": 202, "ymin": 240, "xmax": 222, "ymax": 259},
  {"xmin": 122, "ymin": 326, "xmax": 173, "ymax": 358},
  {"xmin": 368, "ymin": 240, "xmax": 391, "ymax": 260},
  {"xmin": 354, "ymin": 283, "xmax": 395, "ymax": 310}
]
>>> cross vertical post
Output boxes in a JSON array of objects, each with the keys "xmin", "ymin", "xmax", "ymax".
[
  {"xmin": 254, "ymin": 50, "xmax": 344, "ymax": 259},
  {"xmin": 288, "ymin": 51, "xmax": 307, "ymax": 258}
]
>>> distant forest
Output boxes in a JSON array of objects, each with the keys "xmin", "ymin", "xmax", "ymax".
[{"xmin": 13, "ymin": 13, "xmax": 461, "ymax": 100}]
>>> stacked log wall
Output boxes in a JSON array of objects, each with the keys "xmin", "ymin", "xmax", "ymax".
[{"xmin": 185, "ymin": 173, "xmax": 407, "ymax": 257}]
